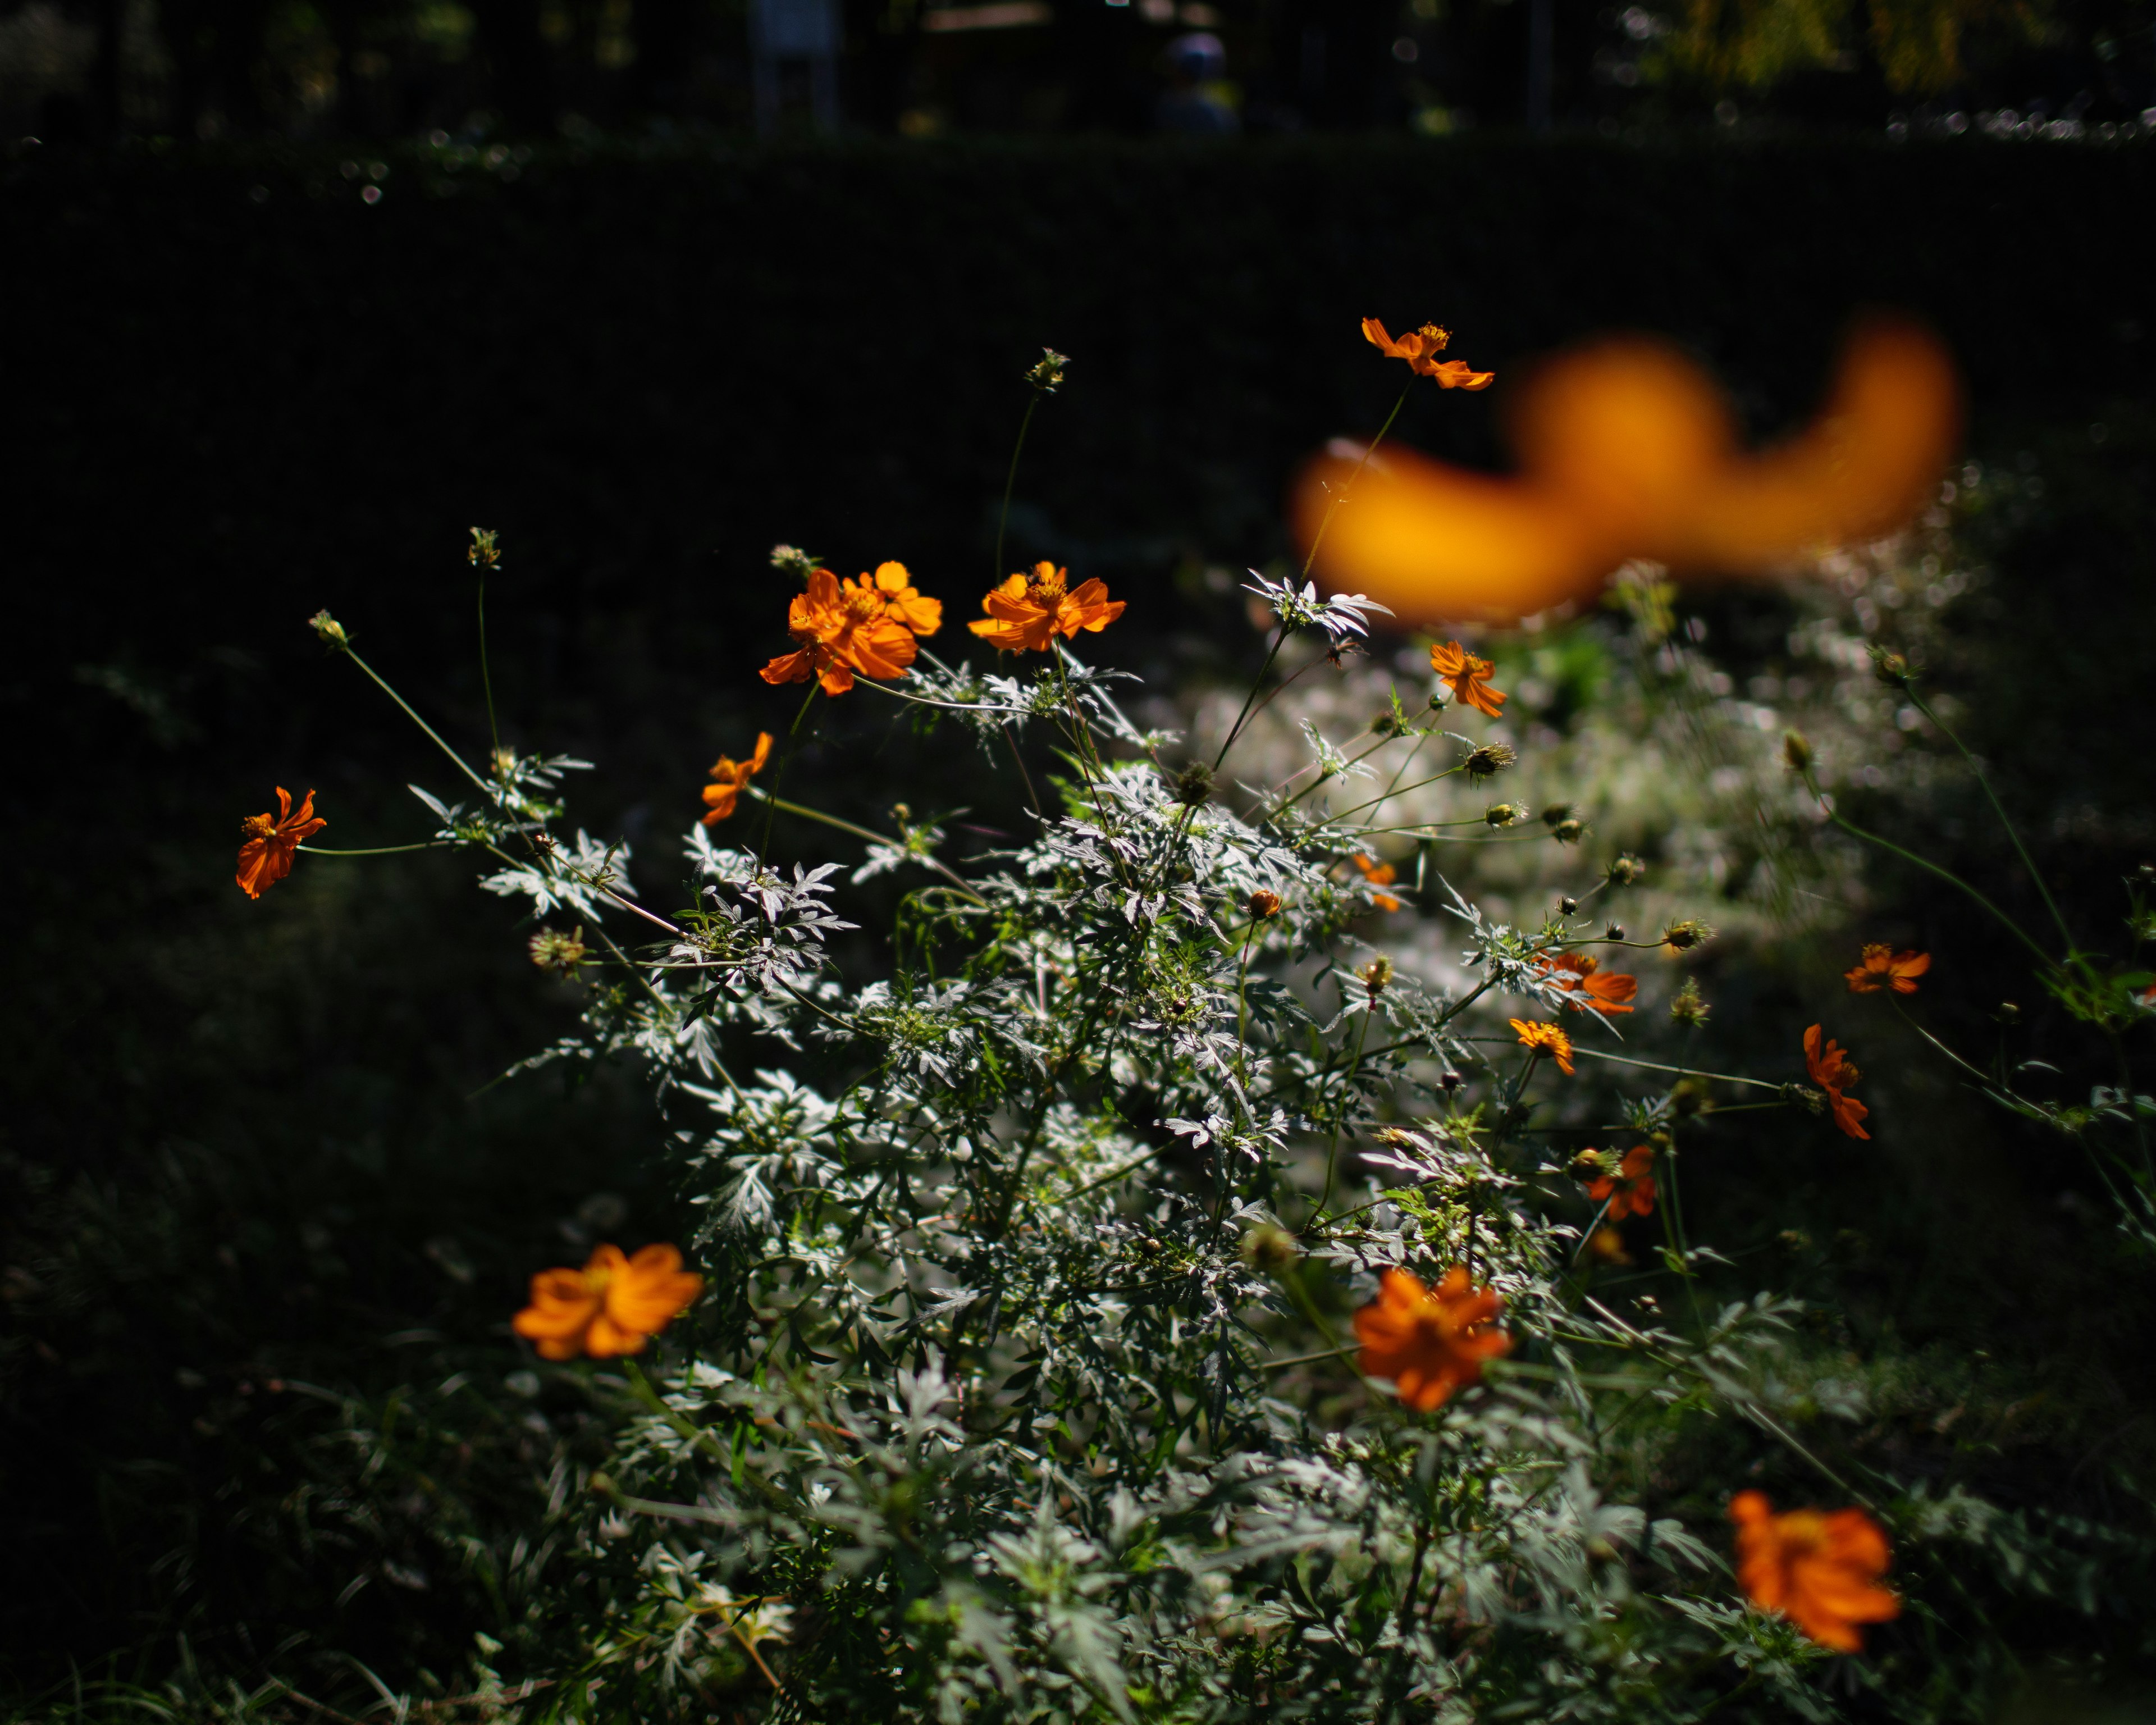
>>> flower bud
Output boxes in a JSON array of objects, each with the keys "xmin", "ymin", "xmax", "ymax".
[
  {"xmin": 1783, "ymin": 729, "xmax": 1814, "ymax": 772},
  {"xmin": 1239, "ymin": 1224, "xmax": 1299, "ymax": 1275},
  {"xmin": 1175, "ymin": 760, "xmax": 1215, "ymax": 807},
  {"xmin": 1605, "ymin": 923, "xmax": 1625, "ymax": 941},
  {"xmin": 1559, "ymin": 896, "xmax": 1578, "ymax": 915},
  {"xmin": 1669, "ymin": 977, "xmax": 1711, "ymax": 1027},
  {"xmin": 468, "ymin": 526, "xmax": 502, "ymax": 568},
  {"xmin": 1995, "ymin": 1000, "xmax": 2021, "ymax": 1024},
  {"xmin": 1438, "ymin": 1069, "xmax": 1464, "ymax": 1092},
  {"xmin": 1869, "ymin": 644, "xmax": 1912, "ymax": 685},
  {"xmin": 1358, "ymin": 955, "xmax": 1394, "ymax": 998},
  {"xmin": 1606, "ymin": 855, "xmax": 1645, "ymax": 887},
  {"xmin": 308, "ymin": 608, "xmax": 348, "ymax": 647},
  {"xmin": 1484, "ymin": 803, "xmax": 1519, "ymax": 827},
  {"xmin": 529, "ymin": 927, "xmax": 588, "ymax": 976},
  {"xmin": 1246, "ymin": 888, "xmax": 1282, "ymax": 919},
  {"xmin": 1550, "ymin": 819, "xmax": 1586, "ymax": 845},
  {"xmin": 769, "ymin": 544, "xmax": 819, "ymax": 583}
]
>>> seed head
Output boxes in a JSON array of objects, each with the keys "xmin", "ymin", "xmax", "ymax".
[
  {"xmin": 1025, "ymin": 348, "xmax": 1070, "ymax": 393},
  {"xmin": 1358, "ymin": 955, "xmax": 1395, "ymax": 998},
  {"xmin": 1869, "ymin": 644, "xmax": 1913, "ymax": 686},
  {"xmin": 1484, "ymin": 802, "xmax": 1520, "ymax": 828},
  {"xmin": 1606, "ymin": 855, "xmax": 1645, "ymax": 888},
  {"xmin": 769, "ymin": 544, "xmax": 820, "ymax": 583},
  {"xmin": 529, "ymin": 927, "xmax": 588, "ymax": 978},
  {"xmin": 1783, "ymin": 729, "xmax": 1814, "ymax": 773},
  {"xmin": 308, "ymin": 608, "xmax": 349, "ymax": 647},
  {"xmin": 468, "ymin": 526, "xmax": 502, "ymax": 568},
  {"xmin": 1550, "ymin": 819, "xmax": 1586, "ymax": 845},
  {"xmin": 1669, "ymin": 977, "xmax": 1711, "ymax": 1027},
  {"xmin": 1239, "ymin": 1224, "xmax": 1299, "ymax": 1276},
  {"xmin": 1661, "ymin": 919, "xmax": 1713, "ymax": 953},
  {"xmin": 1175, "ymin": 760, "xmax": 1215, "ymax": 807},
  {"xmin": 1464, "ymin": 742, "xmax": 1516, "ymax": 782}
]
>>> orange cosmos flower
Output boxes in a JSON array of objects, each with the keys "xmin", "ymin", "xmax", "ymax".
[
  {"xmin": 1845, "ymin": 943, "xmax": 1931, "ymax": 995},
  {"xmin": 701, "ymin": 732, "xmax": 773, "ymax": 825},
  {"xmin": 1538, "ymin": 951, "xmax": 1638, "ymax": 1016},
  {"xmin": 1510, "ymin": 1017, "xmax": 1575, "ymax": 1075},
  {"xmin": 1586, "ymin": 1144, "xmax": 1657, "ymax": 1220},
  {"xmin": 761, "ymin": 566, "xmax": 920, "ymax": 696},
  {"xmin": 1350, "ymin": 852, "xmax": 1401, "ymax": 912},
  {"xmin": 849, "ymin": 561, "xmax": 942, "ymax": 637},
  {"xmin": 1729, "ymin": 1491, "xmax": 1900, "ymax": 1653},
  {"xmin": 1354, "ymin": 1266, "xmax": 1512, "ymax": 1411},
  {"xmin": 1429, "ymin": 640, "xmax": 1506, "ymax": 718},
  {"xmin": 1803, "ymin": 1024, "xmax": 1870, "ymax": 1140},
  {"xmin": 511, "ymin": 1242, "xmax": 705, "ymax": 1361},
  {"xmin": 1361, "ymin": 317, "xmax": 1496, "ymax": 391},
  {"xmin": 967, "ymin": 562, "xmax": 1126, "ymax": 653},
  {"xmin": 235, "ymin": 786, "xmax": 327, "ymax": 899}
]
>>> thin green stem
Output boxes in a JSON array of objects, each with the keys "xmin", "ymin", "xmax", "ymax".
[
  {"xmin": 746, "ymin": 786, "xmax": 986, "ymax": 904},
  {"xmin": 756, "ymin": 684, "xmax": 823, "ymax": 869},
  {"xmin": 477, "ymin": 568, "xmax": 501, "ymax": 768},
  {"xmin": 994, "ymin": 393, "xmax": 1041, "ymax": 581},
  {"xmin": 1300, "ymin": 382, "xmax": 1412, "ymax": 579},
  {"xmin": 1211, "ymin": 623, "xmax": 1289, "ymax": 777},
  {"xmin": 1906, "ymin": 687, "xmax": 2074, "ymax": 952},
  {"xmin": 1803, "ymin": 765, "xmax": 2053, "ymax": 966},
  {"xmin": 296, "ymin": 842, "xmax": 446, "ymax": 856},
  {"xmin": 340, "ymin": 646, "xmax": 490, "ymax": 795},
  {"xmin": 1317, "ymin": 1008, "xmax": 1374, "ymax": 1217}
]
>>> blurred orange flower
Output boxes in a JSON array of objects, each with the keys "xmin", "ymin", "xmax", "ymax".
[
  {"xmin": 1353, "ymin": 1266, "xmax": 1512, "ymax": 1412},
  {"xmin": 761, "ymin": 567, "xmax": 920, "ymax": 695},
  {"xmin": 1511, "ymin": 1017, "xmax": 1575, "ymax": 1075},
  {"xmin": 1538, "ymin": 951, "xmax": 1637, "ymax": 1016},
  {"xmin": 851, "ymin": 561, "xmax": 942, "ymax": 637},
  {"xmin": 512, "ymin": 1243, "xmax": 705, "ymax": 1361},
  {"xmin": 701, "ymin": 732, "xmax": 773, "ymax": 825},
  {"xmin": 1846, "ymin": 944, "xmax": 1930, "ymax": 994},
  {"xmin": 1729, "ymin": 1491, "xmax": 1900, "ymax": 1653},
  {"xmin": 968, "ymin": 561, "xmax": 1126, "ymax": 652},
  {"xmin": 1429, "ymin": 641, "xmax": 1507, "ymax": 718},
  {"xmin": 235, "ymin": 787, "xmax": 327, "ymax": 900},
  {"xmin": 1587, "ymin": 1144, "xmax": 1657, "ymax": 1220},
  {"xmin": 1350, "ymin": 852, "xmax": 1401, "ymax": 912},
  {"xmin": 1361, "ymin": 317, "xmax": 1496, "ymax": 390},
  {"xmin": 1803, "ymin": 1024, "xmax": 1871, "ymax": 1140}
]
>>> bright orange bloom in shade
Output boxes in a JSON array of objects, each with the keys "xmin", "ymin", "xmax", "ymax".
[
  {"xmin": 1803, "ymin": 1024, "xmax": 1871, "ymax": 1140},
  {"xmin": 1361, "ymin": 317, "xmax": 1496, "ymax": 391},
  {"xmin": 967, "ymin": 562, "xmax": 1126, "ymax": 652},
  {"xmin": 1353, "ymin": 1266, "xmax": 1512, "ymax": 1412},
  {"xmin": 701, "ymin": 732, "xmax": 773, "ymax": 825},
  {"xmin": 1350, "ymin": 852, "xmax": 1401, "ymax": 912},
  {"xmin": 235, "ymin": 787, "xmax": 327, "ymax": 899},
  {"xmin": 511, "ymin": 1243, "xmax": 705, "ymax": 1361},
  {"xmin": 1845, "ymin": 944, "xmax": 1931, "ymax": 994},
  {"xmin": 1510, "ymin": 1017, "xmax": 1575, "ymax": 1075},
  {"xmin": 761, "ymin": 567, "xmax": 920, "ymax": 696},
  {"xmin": 1429, "ymin": 641, "xmax": 1507, "ymax": 718},
  {"xmin": 1538, "ymin": 951, "xmax": 1638, "ymax": 1016},
  {"xmin": 1729, "ymin": 1491, "xmax": 1900, "ymax": 1653},
  {"xmin": 849, "ymin": 561, "xmax": 942, "ymax": 637},
  {"xmin": 1587, "ymin": 1144, "xmax": 1657, "ymax": 1220}
]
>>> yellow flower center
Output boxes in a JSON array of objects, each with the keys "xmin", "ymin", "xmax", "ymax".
[
  {"xmin": 1025, "ymin": 565, "xmax": 1068, "ymax": 603},
  {"xmin": 1776, "ymin": 1510, "xmax": 1828, "ymax": 1556},
  {"xmin": 242, "ymin": 814, "xmax": 277, "ymax": 839},
  {"xmin": 843, "ymin": 588, "xmax": 884, "ymax": 626}
]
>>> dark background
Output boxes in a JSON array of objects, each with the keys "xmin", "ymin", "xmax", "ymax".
[{"xmin": 7, "ymin": 131, "xmax": 2156, "ymax": 1706}]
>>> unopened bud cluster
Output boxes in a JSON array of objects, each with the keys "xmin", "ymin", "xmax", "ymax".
[
  {"xmin": 529, "ymin": 927, "xmax": 587, "ymax": 977},
  {"xmin": 1025, "ymin": 348, "xmax": 1070, "ymax": 393},
  {"xmin": 770, "ymin": 544, "xmax": 820, "ymax": 583},
  {"xmin": 468, "ymin": 526, "xmax": 502, "ymax": 568},
  {"xmin": 308, "ymin": 608, "xmax": 349, "ymax": 647}
]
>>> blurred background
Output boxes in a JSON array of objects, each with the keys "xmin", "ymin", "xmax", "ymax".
[{"xmin": 6, "ymin": 0, "xmax": 2156, "ymax": 1715}]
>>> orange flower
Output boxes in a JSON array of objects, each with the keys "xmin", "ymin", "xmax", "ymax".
[
  {"xmin": 701, "ymin": 732, "xmax": 773, "ymax": 824},
  {"xmin": 511, "ymin": 1242, "xmax": 705, "ymax": 1361},
  {"xmin": 1729, "ymin": 1491, "xmax": 1900, "ymax": 1653},
  {"xmin": 1510, "ymin": 1017, "xmax": 1575, "ymax": 1075},
  {"xmin": 849, "ymin": 561, "xmax": 942, "ymax": 637},
  {"xmin": 1360, "ymin": 317, "xmax": 1496, "ymax": 391},
  {"xmin": 1845, "ymin": 943, "xmax": 1930, "ymax": 995},
  {"xmin": 1538, "ymin": 951, "xmax": 1638, "ymax": 1016},
  {"xmin": 1429, "ymin": 641, "xmax": 1507, "ymax": 718},
  {"xmin": 967, "ymin": 562, "xmax": 1126, "ymax": 653},
  {"xmin": 235, "ymin": 787, "xmax": 327, "ymax": 899},
  {"xmin": 1587, "ymin": 1144, "xmax": 1657, "ymax": 1220},
  {"xmin": 1353, "ymin": 1266, "xmax": 1512, "ymax": 1412},
  {"xmin": 1350, "ymin": 852, "xmax": 1401, "ymax": 912},
  {"xmin": 1803, "ymin": 1024, "xmax": 1871, "ymax": 1140},
  {"xmin": 761, "ymin": 567, "xmax": 920, "ymax": 695}
]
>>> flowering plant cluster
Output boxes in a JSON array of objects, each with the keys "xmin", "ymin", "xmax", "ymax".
[{"xmin": 235, "ymin": 326, "xmax": 2133, "ymax": 1722}]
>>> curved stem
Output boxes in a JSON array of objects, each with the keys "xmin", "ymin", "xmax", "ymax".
[
  {"xmin": 747, "ymin": 786, "xmax": 986, "ymax": 905},
  {"xmin": 994, "ymin": 393, "xmax": 1041, "ymax": 581},
  {"xmin": 340, "ymin": 646, "xmax": 490, "ymax": 795},
  {"xmin": 296, "ymin": 842, "xmax": 446, "ymax": 856}
]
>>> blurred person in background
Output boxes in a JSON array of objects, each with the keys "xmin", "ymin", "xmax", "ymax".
[{"xmin": 1154, "ymin": 30, "xmax": 1240, "ymax": 133}]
